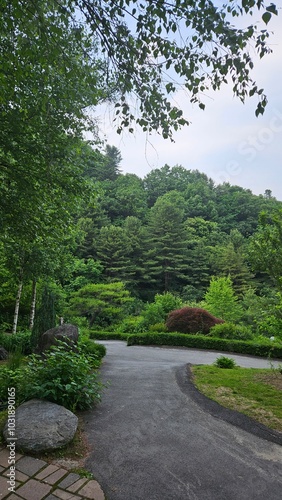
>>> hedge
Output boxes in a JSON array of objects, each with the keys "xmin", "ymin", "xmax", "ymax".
[
  {"xmin": 126, "ymin": 332, "xmax": 282, "ymax": 359},
  {"xmin": 89, "ymin": 330, "xmax": 128, "ymax": 341}
]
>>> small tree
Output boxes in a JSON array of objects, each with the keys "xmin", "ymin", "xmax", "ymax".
[
  {"xmin": 139, "ymin": 292, "xmax": 183, "ymax": 329},
  {"xmin": 67, "ymin": 282, "xmax": 133, "ymax": 328},
  {"xmin": 204, "ymin": 276, "xmax": 242, "ymax": 323},
  {"xmin": 31, "ymin": 286, "xmax": 56, "ymax": 351}
]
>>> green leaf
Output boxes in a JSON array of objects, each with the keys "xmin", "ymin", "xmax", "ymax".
[{"xmin": 262, "ymin": 11, "xmax": 272, "ymax": 24}]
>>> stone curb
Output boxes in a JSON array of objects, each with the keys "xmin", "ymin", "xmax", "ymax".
[{"xmin": 0, "ymin": 447, "xmax": 105, "ymax": 500}]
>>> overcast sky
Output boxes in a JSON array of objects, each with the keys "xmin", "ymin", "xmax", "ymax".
[{"xmin": 94, "ymin": 13, "xmax": 282, "ymax": 200}]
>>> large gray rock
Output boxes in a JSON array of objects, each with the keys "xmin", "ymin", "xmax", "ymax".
[
  {"xmin": 39, "ymin": 323, "xmax": 79, "ymax": 353},
  {"xmin": 3, "ymin": 399, "xmax": 78, "ymax": 452}
]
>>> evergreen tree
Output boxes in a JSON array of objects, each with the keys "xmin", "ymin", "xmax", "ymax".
[
  {"xmin": 144, "ymin": 192, "xmax": 188, "ymax": 294},
  {"xmin": 31, "ymin": 286, "xmax": 56, "ymax": 351},
  {"xmin": 203, "ymin": 276, "xmax": 243, "ymax": 323},
  {"xmin": 94, "ymin": 225, "xmax": 133, "ymax": 283},
  {"xmin": 67, "ymin": 282, "xmax": 133, "ymax": 328}
]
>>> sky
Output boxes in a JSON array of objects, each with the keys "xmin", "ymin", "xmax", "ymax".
[{"xmin": 93, "ymin": 11, "xmax": 282, "ymax": 200}]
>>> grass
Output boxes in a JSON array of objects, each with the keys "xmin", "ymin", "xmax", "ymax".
[{"xmin": 191, "ymin": 364, "xmax": 282, "ymax": 432}]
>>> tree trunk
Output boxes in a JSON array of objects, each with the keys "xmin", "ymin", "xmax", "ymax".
[
  {"xmin": 29, "ymin": 279, "xmax": 37, "ymax": 330},
  {"xmin": 12, "ymin": 280, "xmax": 23, "ymax": 334}
]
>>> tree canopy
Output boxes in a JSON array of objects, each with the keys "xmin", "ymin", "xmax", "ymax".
[{"xmin": 1, "ymin": 1, "xmax": 278, "ymax": 141}]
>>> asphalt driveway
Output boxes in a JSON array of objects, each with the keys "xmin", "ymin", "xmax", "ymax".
[{"xmin": 83, "ymin": 341, "xmax": 282, "ymax": 500}]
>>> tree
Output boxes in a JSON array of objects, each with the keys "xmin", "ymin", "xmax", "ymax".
[
  {"xmin": 67, "ymin": 282, "xmax": 133, "ymax": 328},
  {"xmin": 103, "ymin": 145, "xmax": 122, "ymax": 181},
  {"xmin": 94, "ymin": 225, "xmax": 134, "ymax": 283},
  {"xmin": 0, "ymin": 2, "xmax": 105, "ymax": 239},
  {"xmin": 183, "ymin": 217, "xmax": 223, "ymax": 300},
  {"xmin": 212, "ymin": 229, "xmax": 254, "ymax": 296},
  {"xmin": 1, "ymin": 1, "xmax": 277, "ymax": 142},
  {"xmin": 203, "ymin": 276, "xmax": 243, "ymax": 323},
  {"xmin": 144, "ymin": 192, "xmax": 188, "ymax": 293},
  {"xmin": 102, "ymin": 174, "xmax": 148, "ymax": 222},
  {"xmin": 31, "ymin": 286, "xmax": 56, "ymax": 351},
  {"xmin": 144, "ymin": 165, "xmax": 214, "ymax": 207},
  {"xmin": 248, "ymin": 209, "xmax": 282, "ymax": 290}
]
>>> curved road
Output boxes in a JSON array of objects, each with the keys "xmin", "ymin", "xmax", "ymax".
[{"xmin": 83, "ymin": 341, "xmax": 282, "ymax": 500}]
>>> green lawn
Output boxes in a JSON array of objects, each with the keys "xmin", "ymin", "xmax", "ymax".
[{"xmin": 191, "ymin": 365, "xmax": 282, "ymax": 432}]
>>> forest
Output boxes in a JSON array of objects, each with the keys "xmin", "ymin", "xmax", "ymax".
[
  {"xmin": 1, "ymin": 140, "xmax": 282, "ymax": 342},
  {"xmin": 1, "ymin": 1, "xmax": 281, "ymax": 344}
]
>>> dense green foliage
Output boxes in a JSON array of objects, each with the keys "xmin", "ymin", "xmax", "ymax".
[
  {"xmin": 0, "ymin": 331, "xmax": 32, "ymax": 355},
  {"xmin": 0, "ymin": 340, "xmax": 104, "ymax": 411},
  {"xmin": 126, "ymin": 332, "xmax": 282, "ymax": 359},
  {"xmin": 0, "ymin": 0, "xmax": 281, "ymax": 350},
  {"xmin": 1, "ymin": 159, "xmax": 282, "ymax": 339},
  {"xmin": 214, "ymin": 356, "xmax": 237, "ymax": 369}
]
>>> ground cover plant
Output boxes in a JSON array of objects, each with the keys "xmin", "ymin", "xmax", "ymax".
[
  {"xmin": 0, "ymin": 338, "xmax": 105, "ymax": 413},
  {"xmin": 191, "ymin": 364, "xmax": 282, "ymax": 432}
]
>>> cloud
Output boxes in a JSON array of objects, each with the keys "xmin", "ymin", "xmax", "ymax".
[{"xmin": 92, "ymin": 13, "xmax": 282, "ymax": 199}]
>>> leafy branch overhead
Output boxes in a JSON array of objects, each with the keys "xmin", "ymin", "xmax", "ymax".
[
  {"xmin": 64, "ymin": 0, "xmax": 278, "ymax": 137},
  {"xmin": 2, "ymin": 0, "xmax": 278, "ymax": 140}
]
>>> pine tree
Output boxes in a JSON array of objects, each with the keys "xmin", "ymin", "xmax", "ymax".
[{"xmin": 143, "ymin": 192, "xmax": 188, "ymax": 294}]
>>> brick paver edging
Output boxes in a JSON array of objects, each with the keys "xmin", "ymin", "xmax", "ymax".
[{"xmin": 0, "ymin": 447, "xmax": 105, "ymax": 500}]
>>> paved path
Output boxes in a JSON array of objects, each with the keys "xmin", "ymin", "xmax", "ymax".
[
  {"xmin": 83, "ymin": 341, "xmax": 282, "ymax": 500},
  {"xmin": 0, "ymin": 446, "xmax": 105, "ymax": 499}
]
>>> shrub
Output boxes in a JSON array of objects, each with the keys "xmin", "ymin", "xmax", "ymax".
[
  {"xmin": 8, "ymin": 341, "xmax": 103, "ymax": 411},
  {"xmin": 117, "ymin": 316, "xmax": 145, "ymax": 333},
  {"xmin": 79, "ymin": 339, "xmax": 106, "ymax": 361},
  {"xmin": 90, "ymin": 330, "xmax": 128, "ymax": 340},
  {"xmin": 166, "ymin": 307, "xmax": 224, "ymax": 334},
  {"xmin": 127, "ymin": 332, "xmax": 282, "ymax": 358},
  {"xmin": 139, "ymin": 293, "xmax": 183, "ymax": 329},
  {"xmin": 0, "ymin": 331, "xmax": 32, "ymax": 355},
  {"xmin": 214, "ymin": 356, "xmax": 237, "ymax": 369},
  {"xmin": 0, "ymin": 367, "xmax": 27, "ymax": 406},
  {"xmin": 148, "ymin": 322, "xmax": 167, "ymax": 333},
  {"xmin": 154, "ymin": 292, "xmax": 183, "ymax": 315},
  {"xmin": 209, "ymin": 322, "xmax": 254, "ymax": 341}
]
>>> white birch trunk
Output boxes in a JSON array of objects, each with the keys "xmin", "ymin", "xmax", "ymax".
[
  {"xmin": 29, "ymin": 279, "xmax": 37, "ymax": 330},
  {"xmin": 12, "ymin": 280, "xmax": 23, "ymax": 334}
]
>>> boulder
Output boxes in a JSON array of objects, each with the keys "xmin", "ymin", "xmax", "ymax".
[
  {"xmin": 3, "ymin": 399, "xmax": 78, "ymax": 452},
  {"xmin": 0, "ymin": 347, "xmax": 8, "ymax": 360},
  {"xmin": 166, "ymin": 306, "xmax": 224, "ymax": 334},
  {"xmin": 39, "ymin": 323, "xmax": 79, "ymax": 353}
]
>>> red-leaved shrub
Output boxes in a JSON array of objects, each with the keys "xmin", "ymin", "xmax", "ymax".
[{"xmin": 166, "ymin": 307, "xmax": 224, "ymax": 335}]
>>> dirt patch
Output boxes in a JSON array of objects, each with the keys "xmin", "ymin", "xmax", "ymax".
[
  {"xmin": 255, "ymin": 372, "xmax": 282, "ymax": 391},
  {"xmin": 212, "ymin": 385, "xmax": 282, "ymax": 432}
]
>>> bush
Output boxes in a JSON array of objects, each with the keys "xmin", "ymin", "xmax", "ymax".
[
  {"xmin": 0, "ymin": 331, "xmax": 32, "ymax": 355},
  {"xmin": 148, "ymin": 322, "xmax": 167, "ymax": 333},
  {"xmin": 127, "ymin": 332, "xmax": 282, "ymax": 358},
  {"xmin": 0, "ymin": 341, "xmax": 103, "ymax": 411},
  {"xmin": 0, "ymin": 367, "xmax": 27, "ymax": 406},
  {"xmin": 209, "ymin": 322, "xmax": 254, "ymax": 341},
  {"xmin": 214, "ymin": 356, "xmax": 237, "ymax": 369},
  {"xmin": 166, "ymin": 307, "xmax": 224, "ymax": 334},
  {"xmin": 89, "ymin": 330, "xmax": 129, "ymax": 340},
  {"xmin": 154, "ymin": 292, "xmax": 183, "ymax": 315},
  {"xmin": 117, "ymin": 316, "xmax": 146, "ymax": 333},
  {"xmin": 78, "ymin": 339, "xmax": 106, "ymax": 361},
  {"xmin": 138, "ymin": 292, "xmax": 183, "ymax": 330}
]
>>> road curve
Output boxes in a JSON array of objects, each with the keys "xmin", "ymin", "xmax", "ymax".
[{"xmin": 83, "ymin": 341, "xmax": 282, "ymax": 500}]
